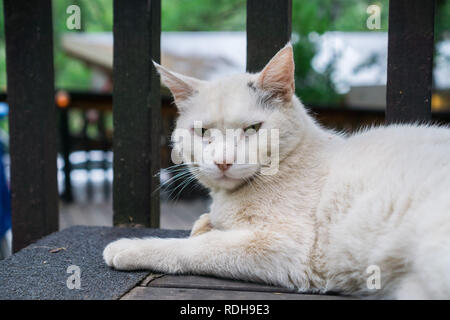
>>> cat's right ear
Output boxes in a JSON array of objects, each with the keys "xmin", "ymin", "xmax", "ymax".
[
  {"xmin": 255, "ymin": 43, "xmax": 295, "ymax": 103},
  {"xmin": 153, "ymin": 62, "xmax": 204, "ymax": 105}
]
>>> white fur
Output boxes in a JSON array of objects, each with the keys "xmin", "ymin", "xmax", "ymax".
[{"xmin": 104, "ymin": 45, "xmax": 450, "ymax": 299}]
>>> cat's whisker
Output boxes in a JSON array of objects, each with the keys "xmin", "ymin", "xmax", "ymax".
[
  {"xmin": 153, "ymin": 168, "xmax": 200, "ymax": 194},
  {"xmin": 168, "ymin": 172, "xmax": 200, "ymax": 202},
  {"xmin": 176, "ymin": 173, "xmax": 204, "ymax": 201},
  {"xmin": 162, "ymin": 166, "xmax": 201, "ymax": 194},
  {"xmin": 154, "ymin": 163, "xmax": 189, "ymax": 177}
]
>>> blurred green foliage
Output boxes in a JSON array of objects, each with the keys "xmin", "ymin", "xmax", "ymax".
[
  {"xmin": 292, "ymin": 1, "xmax": 388, "ymax": 104},
  {"xmin": 52, "ymin": 0, "xmax": 113, "ymax": 90},
  {"xmin": 0, "ymin": 0, "xmax": 449, "ymax": 104},
  {"xmin": 162, "ymin": 0, "xmax": 246, "ymax": 31}
]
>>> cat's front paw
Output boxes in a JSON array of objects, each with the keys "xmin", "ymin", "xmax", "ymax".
[
  {"xmin": 110, "ymin": 248, "xmax": 145, "ymax": 270},
  {"xmin": 103, "ymin": 238, "xmax": 179, "ymax": 272},
  {"xmin": 103, "ymin": 238, "xmax": 137, "ymax": 268}
]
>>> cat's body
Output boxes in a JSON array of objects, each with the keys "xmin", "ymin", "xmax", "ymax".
[
  {"xmin": 317, "ymin": 124, "xmax": 450, "ymax": 298},
  {"xmin": 104, "ymin": 44, "xmax": 450, "ymax": 299}
]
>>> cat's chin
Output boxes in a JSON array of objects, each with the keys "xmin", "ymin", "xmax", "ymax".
[
  {"xmin": 213, "ymin": 176, "xmax": 245, "ymax": 190},
  {"xmin": 199, "ymin": 175, "xmax": 247, "ymax": 191}
]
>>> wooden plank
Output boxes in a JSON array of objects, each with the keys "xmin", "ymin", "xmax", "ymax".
[
  {"xmin": 147, "ymin": 275, "xmax": 296, "ymax": 293},
  {"xmin": 246, "ymin": 0, "xmax": 292, "ymax": 73},
  {"xmin": 121, "ymin": 286, "xmax": 347, "ymax": 300},
  {"xmin": 386, "ymin": 0, "xmax": 435, "ymax": 124},
  {"xmin": 3, "ymin": 0, "xmax": 58, "ymax": 252},
  {"xmin": 113, "ymin": 0, "xmax": 161, "ymax": 227},
  {"xmin": 140, "ymin": 273, "xmax": 165, "ymax": 286}
]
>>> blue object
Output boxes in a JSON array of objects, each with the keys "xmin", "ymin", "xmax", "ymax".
[
  {"xmin": 0, "ymin": 102, "xmax": 8, "ymax": 118},
  {"xmin": 0, "ymin": 143, "xmax": 11, "ymax": 239}
]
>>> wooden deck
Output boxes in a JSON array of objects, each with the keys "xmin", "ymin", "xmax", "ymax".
[{"xmin": 121, "ymin": 274, "xmax": 349, "ymax": 300}]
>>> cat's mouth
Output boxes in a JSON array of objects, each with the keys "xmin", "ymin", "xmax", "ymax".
[
  {"xmin": 212, "ymin": 165, "xmax": 260, "ymax": 185},
  {"xmin": 194, "ymin": 164, "xmax": 260, "ymax": 190}
]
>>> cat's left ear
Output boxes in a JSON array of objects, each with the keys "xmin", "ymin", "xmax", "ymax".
[{"xmin": 256, "ymin": 43, "xmax": 295, "ymax": 102}]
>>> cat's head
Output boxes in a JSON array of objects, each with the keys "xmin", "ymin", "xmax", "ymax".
[{"xmin": 156, "ymin": 43, "xmax": 306, "ymax": 191}]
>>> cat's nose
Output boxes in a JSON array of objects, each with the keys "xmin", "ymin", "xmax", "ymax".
[{"xmin": 215, "ymin": 162, "xmax": 231, "ymax": 172}]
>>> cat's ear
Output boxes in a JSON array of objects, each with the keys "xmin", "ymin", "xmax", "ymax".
[
  {"xmin": 256, "ymin": 43, "xmax": 295, "ymax": 102},
  {"xmin": 153, "ymin": 62, "xmax": 204, "ymax": 104}
]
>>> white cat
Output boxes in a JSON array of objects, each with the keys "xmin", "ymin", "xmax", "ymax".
[{"xmin": 103, "ymin": 44, "xmax": 450, "ymax": 299}]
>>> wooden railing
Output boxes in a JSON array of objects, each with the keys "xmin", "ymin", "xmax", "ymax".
[
  {"xmin": 2, "ymin": 0, "xmax": 435, "ymax": 251},
  {"xmin": 4, "ymin": 0, "xmax": 59, "ymax": 252},
  {"xmin": 112, "ymin": 0, "xmax": 161, "ymax": 228},
  {"xmin": 386, "ymin": 0, "xmax": 435, "ymax": 123}
]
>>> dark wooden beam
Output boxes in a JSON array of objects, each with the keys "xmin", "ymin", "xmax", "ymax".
[
  {"xmin": 246, "ymin": 0, "xmax": 292, "ymax": 72},
  {"xmin": 3, "ymin": 0, "xmax": 58, "ymax": 251},
  {"xmin": 113, "ymin": 0, "xmax": 161, "ymax": 227},
  {"xmin": 386, "ymin": 0, "xmax": 435, "ymax": 124}
]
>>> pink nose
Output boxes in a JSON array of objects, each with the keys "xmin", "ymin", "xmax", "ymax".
[{"xmin": 215, "ymin": 162, "xmax": 231, "ymax": 171}]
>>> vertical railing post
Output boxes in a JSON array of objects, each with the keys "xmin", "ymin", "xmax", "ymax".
[
  {"xmin": 246, "ymin": 0, "xmax": 292, "ymax": 72},
  {"xmin": 113, "ymin": 0, "xmax": 161, "ymax": 227},
  {"xmin": 3, "ymin": 0, "xmax": 59, "ymax": 251},
  {"xmin": 386, "ymin": 0, "xmax": 435, "ymax": 123}
]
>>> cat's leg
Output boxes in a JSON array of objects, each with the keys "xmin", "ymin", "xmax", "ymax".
[
  {"xmin": 103, "ymin": 229, "xmax": 309, "ymax": 289},
  {"xmin": 190, "ymin": 213, "xmax": 212, "ymax": 237}
]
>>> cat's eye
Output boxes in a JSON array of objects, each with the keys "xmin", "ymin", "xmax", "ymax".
[
  {"xmin": 193, "ymin": 127, "xmax": 208, "ymax": 137},
  {"xmin": 244, "ymin": 123, "xmax": 263, "ymax": 134}
]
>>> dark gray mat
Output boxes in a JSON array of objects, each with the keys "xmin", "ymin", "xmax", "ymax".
[{"xmin": 0, "ymin": 226, "xmax": 189, "ymax": 300}]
